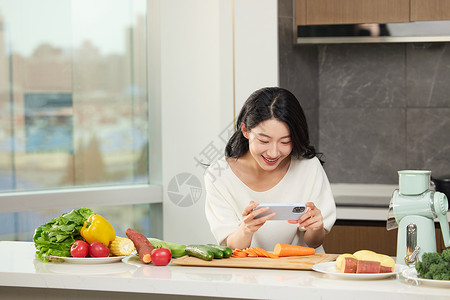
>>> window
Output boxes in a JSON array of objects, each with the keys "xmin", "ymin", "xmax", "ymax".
[{"xmin": 0, "ymin": 0, "xmax": 161, "ymax": 240}]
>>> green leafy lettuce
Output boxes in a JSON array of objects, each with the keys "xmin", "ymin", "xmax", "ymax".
[{"xmin": 33, "ymin": 207, "xmax": 95, "ymax": 262}]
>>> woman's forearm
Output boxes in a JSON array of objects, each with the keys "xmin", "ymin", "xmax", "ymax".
[
  {"xmin": 225, "ymin": 224, "xmax": 254, "ymax": 249},
  {"xmin": 303, "ymin": 227, "xmax": 326, "ymax": 249}
]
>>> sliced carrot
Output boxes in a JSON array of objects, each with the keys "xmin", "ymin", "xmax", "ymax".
[
  {"xmin": 256, "ymin": 248, "xmax": 269, "ymax": 257},
  {"xmin": 249, "ymin": 247, "xmax": 272, "ymax": 258},
  {"xmin": 231, "ymin": 249, "xmax": 248, "ymax": 257},
  {"xmin": 244, "ymin": 248, "xmax": 256, "ymax": 256},
  {"xmin": 247, "ymin": 248, "xmax": 260, "ymax": 257},
  {"xmin": 232, "ymin": 247, "xmax": 280, "ymax": 258},
  {"xmin": 242, "ymin": 247, "xmax": 277, "ymax": 258},
  {"xmin": 256, "ymin": 247, "xmax": 279, "ymax": 258},
  {"xmin": 253, "ymin": 247, "xmax": 267, "ymax": 257},
  {"xmin": 249, "ymin": 247, "xmax": 262, "ymax": 257},
  {"xmin": 273, "ymin": 243, "xmax": 315, "ymax": 257},
  {"xmin": 232, "ymin": 252, "xmax": 248, "ymax": 257}
]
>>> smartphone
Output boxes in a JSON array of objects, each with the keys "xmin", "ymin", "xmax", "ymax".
[{"xmin": 253, "ymin": 203, "xmax": 307, "ymax": 221}]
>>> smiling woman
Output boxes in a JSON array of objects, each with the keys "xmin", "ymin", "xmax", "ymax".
[
  {"xmin": 205, "ymin": 87, "xmax": 336, "ymax": 252},
  {"xmin": 241, "ymin": 119, "xmax": 293, "ymax": 171}
]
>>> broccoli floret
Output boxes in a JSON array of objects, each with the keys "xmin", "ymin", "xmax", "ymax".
[
  {"xmin": 416, "ymin": 251, "xmax": 450, "ymax": 281},
  {"xmin": 415, "ymin": 261, "xmax": 426, "ymax": 275},
  {"xmin": 421, "ymin": 252, "xmax": 443, "ymax": 266},
  {"xmin": 429, "ymin": 262, "xmax": 449, "ymax": 279},
  {"xmin": 441, "ymin": 248, "xmax": 450, "ymax": 263},
  {"xmin": 431, "ymin": 264, "xmax": 450, "ymax": 281},
  {"xmin": 433, "ymin": 272, "xmax": 450, "ymax": 281}
]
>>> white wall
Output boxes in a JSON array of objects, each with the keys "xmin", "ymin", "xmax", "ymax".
[
  {"xmin": 234, "ymin": 0, "xmax": 279, "ymax": 112},
  {"xmin": 153, "ymin": 0, "xmax": 279, "ymax": 244}
]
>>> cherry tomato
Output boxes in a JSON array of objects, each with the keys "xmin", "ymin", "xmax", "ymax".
[
  {"xmin": 150, "ymin": 248, "xmax": 172, "ymax": 266},
  {"xmin": 70, "ymin": 240, "xmax": 89, "ymax": 258},
  {"xmin": 89, "ymin": 241, "xmax": 110, "ymax": 257}
]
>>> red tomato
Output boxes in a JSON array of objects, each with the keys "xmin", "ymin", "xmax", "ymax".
[
  {"xmin": 70, "ymin": 240, "xmax": 89, "ymax": 258},
  {"xmin": 151, "ymin": 248, "xmax": 172, "ymax": 266},
  {"xmin": 89, "ymin": 241, "xmax": 110, "ymax": 257}
]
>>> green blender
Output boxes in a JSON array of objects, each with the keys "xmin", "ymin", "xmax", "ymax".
[{"xmin": 387, "ymin": 170, "xmax": 450, "ymax": 265}]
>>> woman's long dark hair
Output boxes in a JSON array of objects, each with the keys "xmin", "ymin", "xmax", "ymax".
[{"xmin": 225, "ymin": 87, "xmax": 323, "ymax": 164}]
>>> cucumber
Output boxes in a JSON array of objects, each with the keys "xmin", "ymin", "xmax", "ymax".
[
  {"xmin": 201, "ymin": 244, "xmax": 223, "ymax": 259},
  {"xmin": 148, "ymin": 238, "xmax": 186, "ymax": 258},
  {"xmin": 166, "ymin": 241, "xmax": 186, "ymax": 258},
  {"xmin": 207, "ymin": 244, "xmax": 232, "ymax": 258},
  {"xmin": 185, "ymin": 245, "xmax": 214, "ymax": 261},
  {"xmin": 148, "ymin": 238, "xmax": 168, "ymax": 249}
]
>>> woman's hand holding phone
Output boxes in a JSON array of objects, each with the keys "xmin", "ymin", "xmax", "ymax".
[
  {"xmin": 225, "ymin": 201, "xmax": 275, "ymax": 250},
  {"xmin": 289, "ymin": 202, "xmax": 324, "ymax": 231},
  {"xmin": 290, "ymin": 202, "xmax": 326, "ymax": 248},
  {"xmin": 241, "ymin": 201, "xmax": 275, "ymax": 233}
]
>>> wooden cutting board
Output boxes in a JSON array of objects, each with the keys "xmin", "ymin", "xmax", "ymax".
[{"xmin": 171, "ymin": 254, "xmax": 338, "ymax": 270}]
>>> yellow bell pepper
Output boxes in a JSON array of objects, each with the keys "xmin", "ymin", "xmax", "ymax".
[{"xmin": 80, "ymin": 214, "xmax": 116, "ymax": 246}]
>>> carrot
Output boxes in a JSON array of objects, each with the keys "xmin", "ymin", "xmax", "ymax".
[
  {"xmin": 253, "ymin": 248, "xmax": 267, "ymax": 257},
  {"xmin": 251, "ymin": 247, "xmax": 265, "ymax": 256},
  {"xmin": 231, "ymin": 249, "xmax": 248, "ymax": 257},
  {"xmin": 126, "ymin": 228, "xmax": 154, "ymax": 263},
  {"xmin": 244, "ymin": 248, "xmax": 258, "ymax": 257},
  {"xmin": 241, "ymin": 247, "xmax": 279, "ymax": 258},
  {"xmin": 232, "ymin": 251, "xmax": 248, "ymax": 257},
  {"xmin": 232, "ymin": 247, "xmax": 280, "ymax": 258},
  {"xmin": 257, "ymin": 248, "xmax": 279, "ymax": 259},
  {"xmin": 273, "ymin": 243, "xmax": 315, "ymax": 257}
]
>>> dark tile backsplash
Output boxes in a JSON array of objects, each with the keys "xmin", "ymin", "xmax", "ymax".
[
  {"xmin": 407, "ymin": 108, "xmax": 450, "ymax": 176},
  {"xmin": 407, "ymin": 43, "xmax": 450, "ymax": 107},
  {"xmin": 278, "ymin": 0, "xmax": 450, "ymax": 184},
  {"xmin": 318, "ymin": 44, "xmax": 406, "ymax": 109},
  {"xmin": 320, "ymin": 107, "xmax": 406, "ymax": 183}
]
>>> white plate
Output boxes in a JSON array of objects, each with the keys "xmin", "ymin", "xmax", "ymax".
[
  {"xmin": 312, "ymin": 261, "xmax": 402, "ymax": 280},
  {"xmin": 402, "ymin": 268, "xmax": 450, "ymax": 287},
  {"xmin": 36, "ymin": 259, "xmax": 139, "ymax": 275},
  {"xmin": 49, "ymin": 255, "xmax": 127, "ymax": 264}
]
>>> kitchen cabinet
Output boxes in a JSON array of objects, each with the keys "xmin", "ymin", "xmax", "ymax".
[
  {"xmin": 295, "ymin": 0, "xmax": 450, "ymax": 26},
  {"xmin": 295, "ymin": 0, "xmax": 410, "ymax": 26},
  {"xmin": 411, "ymin": 0, "xmax": 450, "ymax": 21},
  {"xmin": 323, "ymin": 220, "xmax": 449, "ymax": 256},
  {"xmin": 323, "ymin": 220, "xmax": 398, "ymax": 255}
]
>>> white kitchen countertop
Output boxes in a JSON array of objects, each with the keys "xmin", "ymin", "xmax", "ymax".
[{"xmin": 0, "ymin": 241, "xmax": 448, "ymax": 300}]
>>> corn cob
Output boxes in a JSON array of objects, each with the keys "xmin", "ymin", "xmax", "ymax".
[{"xmin": 109, "ymin": 236, "xmax": 135, "ymax": 256}]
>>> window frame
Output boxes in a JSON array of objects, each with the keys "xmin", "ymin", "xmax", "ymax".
[
  {"xmin": 0, "ymin": 1, "xmax": 163, "ymax": 214},
  {"xmin": 0, "ymin": 184, "xmax": 162, "ymax": 213}
]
